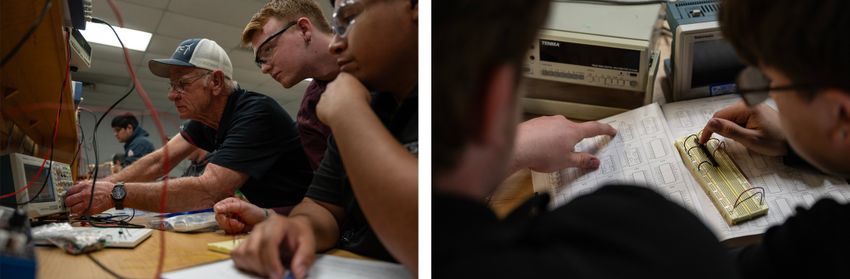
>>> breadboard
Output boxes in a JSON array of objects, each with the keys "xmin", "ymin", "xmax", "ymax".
[{"xmin": 674, "ymin": 132, "xmax": 768, "ymax": 225}]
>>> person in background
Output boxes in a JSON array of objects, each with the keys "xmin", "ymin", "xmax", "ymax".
[
  {"xmin": 110, "ymin": 153, "xmax": 125, "ymax": 175},
  {"xmin": 110, "ymin": 113, "xmax": 154, "ymax": 167}
]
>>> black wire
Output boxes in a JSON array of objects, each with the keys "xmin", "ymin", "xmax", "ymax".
[
  {"xmin": 0, "ymin": 0, "xmax": 53, "ymax": 68},
  {"xmin": 86, "ymin": 253, "xmax": 131, "ymax": 279},
  {"xmin": 553, "ymin": 0, "xmax": 669, "ymax": 5},
  {"xmin": 82, "ymin": 17, "xmax": 137, "ymax": 218},
  {"xmin": 83, "ymin": 84, "xmax": 134, "ymax": 217}
]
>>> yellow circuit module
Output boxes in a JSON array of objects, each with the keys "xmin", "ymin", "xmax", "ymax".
[{"xmin": 674, "ymin": 132, "xmax": 768, "ymax": 225}]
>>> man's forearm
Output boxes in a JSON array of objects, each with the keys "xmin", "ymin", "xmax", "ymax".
[
  {"xmin": 123, "ymin": 176, "xmax": 231, "ymax": 212},
  {"xmin": 107, "ymin": 149, "xmax": 166, "ymax": 183}
]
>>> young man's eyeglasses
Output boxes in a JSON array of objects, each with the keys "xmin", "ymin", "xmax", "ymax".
[
  {"xmin": 254, "ymin": 21, "xmax": 297, "ymax": 68},
  {"xmin": 332, "ymin": 0, "xmax": 367, "ymax": 38},
  {"xmin": 169, "ymin": 71, "xmax": 210, "ymax": 94},
  {"xmin": 735, "ymin": 67, "xmax": 818, "ymax": 106}
]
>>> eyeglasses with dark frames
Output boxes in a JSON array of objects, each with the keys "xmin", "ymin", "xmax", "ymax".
[
  {"xmin": 168, "ymin": 71, "xmax": 211, "ymax": 94},
  {"xmin": 332, "ymin": 0, "xmax": 367, "ymax": 38},
  {"xmin": 735, "ymin": 67, "xmax": 819, "ymax": 106},
  {"xmin": 254, "ymin": 21, "xmax": 298, "ymax": 68}
]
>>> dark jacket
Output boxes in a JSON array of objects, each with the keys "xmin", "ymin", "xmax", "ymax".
[{"xmin": 123, "ymin": 126, "xmax": 154, "ymax": 166}]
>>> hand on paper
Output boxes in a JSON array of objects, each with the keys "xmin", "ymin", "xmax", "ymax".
[{"xmin": 513, "ymin": 115, "xmax": 617, "ymax": 173}]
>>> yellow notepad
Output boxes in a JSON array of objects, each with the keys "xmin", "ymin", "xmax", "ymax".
[
  {"xmin": 675, "ymin": 132, "xmax": 768, "ymax": 225},
  {"xmin": 207, "ymin": 238, "xmax": 244, "ymax": 254}
]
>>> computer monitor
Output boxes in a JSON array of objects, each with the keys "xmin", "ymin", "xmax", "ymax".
[{"xmin": 0, "ymin": 153, "xmax": 73, "ymax": 219}]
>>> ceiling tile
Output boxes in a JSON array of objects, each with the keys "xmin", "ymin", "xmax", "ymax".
[
  {"xmin": 92, "ymin": 0, "xmax": 164, "ymax": 32},
  {"xmin": 117, "ymin": 0, "xmax": 172, "ymax": 10},
  {"xmin": 232, "ymin": 68, "xmax": 274, "ymax": 88},
  {"xmin": 145, "ymin": 35, "xmax": 184, "ymax": 59},
  {"xmin": 89, "ymin": 43, "xmax": 146, "ymax": 66},
  {"xmin": 155, "ymin": 12, "xmax": 244, "ymax": 50},
  {"xmin": 166, "ymin": 0, "xmax": 266, "ymax": 28},
  {"xmin": 228, "ymin": 48, "xmax": 258, "ymax": 71}
]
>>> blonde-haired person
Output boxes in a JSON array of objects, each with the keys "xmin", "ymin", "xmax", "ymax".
[
  {"xmin": 225, "ymin": 0, "xmax": 419, "ymax": 277},
  {"xmin": 213, "ymin": 0, "xmax": 340, "ymax": 233}
]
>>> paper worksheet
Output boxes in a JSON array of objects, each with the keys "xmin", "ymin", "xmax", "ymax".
[
  {"xmin": 532, "ymin": 95, "xmax": 850, "ymax": 240},
  {"xmin": 531, "ymin": 103, "xmax": 708, "ymax": 224},
  {"xmin": 661, "ymin": 95, "xmax": 850, "ymax": 240},
  {"xmin": 163, "ymin": 254, "xmax": 413, "ymax": 279}
]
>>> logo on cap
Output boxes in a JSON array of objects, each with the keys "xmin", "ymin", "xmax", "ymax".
[{"xmin": 175, "ymin": 43, "xmax": 194, "ymax": 56}]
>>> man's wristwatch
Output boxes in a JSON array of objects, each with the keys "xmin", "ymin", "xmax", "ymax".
[{"xmin": 111, "ymin": 182, "xmax": 126, "ymax": 210}]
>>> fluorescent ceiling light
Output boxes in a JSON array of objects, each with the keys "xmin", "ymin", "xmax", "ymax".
[{"xmin": 79, "ymin": 22, "xmax": 152, "ymax": 52}]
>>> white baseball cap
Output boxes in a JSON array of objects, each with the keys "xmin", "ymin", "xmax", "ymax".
[{"xmin": 149, "ymin": 38, "xmax": 233, "ymax": 79}]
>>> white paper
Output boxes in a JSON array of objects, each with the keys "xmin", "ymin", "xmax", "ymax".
[
  {"xmin": 163, "ymin": 255, "xmax": 413, "ymax": 279},
  {"xmin": 531, "ymin": 103, "xmax": 707, "ymax": 221},
  {"xmin": 532, "ymin": 95, "xmax": 850, "ymax": 241}
]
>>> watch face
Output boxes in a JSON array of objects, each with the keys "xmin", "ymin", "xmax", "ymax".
[{"xmin": 112, "ymin": 185, "xmax": 126, "ymax": 199}]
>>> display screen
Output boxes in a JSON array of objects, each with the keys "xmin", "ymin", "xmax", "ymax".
[
  {"xmin": 539, "ymin": 39, "xmax": 641, "ymax": 72},
  {"xmin": 23, "ymin": 164, "xmax": 55, "ymax": 203},
  {"xmin": 691, "ymin": 39, "xmax": 745, "ymax": 88}
]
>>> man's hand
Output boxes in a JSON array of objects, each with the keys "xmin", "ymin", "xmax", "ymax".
[
  {"xmin": 232, "ymin": 215, "xmax": 316, "ymax": 279},
  {"xmin": 214, "ymin": 197, "xmax": 268, "ymax": 234},
  {"xmin": 64, "ymin": 180, "xmax": 114, "ymax": 215},
  {"xmin": 699, "ymin": 101, "xmax": 788, "ymax": 156},
  {"xmin": 317, "ymin": 72, "xmax": 371, "ymax": 126},
  {"xmin": 513, "ymin": 115, "xmax": 617, "ymax": 173}
]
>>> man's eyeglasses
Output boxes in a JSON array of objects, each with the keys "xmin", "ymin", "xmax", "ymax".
[
  {"xmin": 169, "ymin": 71, "xmax": 210, "ymax": 94},
  {"xmin": 332, "ymin": 0, "xmax": 366, "ymax": 38},
  {"xmin": 254, "ymin": 21, "xmax": 297, "ymax": 68},
  {"xmin": 735, "ymin": 67, "xmax": 818, "ymax": 106}
]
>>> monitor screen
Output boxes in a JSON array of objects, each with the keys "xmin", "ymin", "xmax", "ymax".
[
  {"xmin": 22, "ymin": 164, "xmax": 55, "ymax": 203},
  {"xmin": 691, "ymin": 39, "xmax": 745, "ymax": 88}
]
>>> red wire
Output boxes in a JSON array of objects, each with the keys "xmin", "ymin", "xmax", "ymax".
[
  {"xmin": 0, "ymin": 31, "xmax": 70, "ymax": 200},
  {"xmin": 105, "ymin": 1, "xmax": 170, "ymax": 277}
]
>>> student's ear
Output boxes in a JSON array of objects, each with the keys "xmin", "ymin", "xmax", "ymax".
[
  {"xmin": 297, "ymin": 17, "xmax": 312, "ymax": 43},
  {"xmin": 477, "ymin": 64, "xmax": 518, "ymax": 147},
  {"xmin": 821, "ymin": 89, "xmax": 850, "ymax": 144}
]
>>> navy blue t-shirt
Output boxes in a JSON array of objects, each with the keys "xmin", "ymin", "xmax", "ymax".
[{"xmin": 180, "ymin": 89, "xmax": 313, "ymax": 207}]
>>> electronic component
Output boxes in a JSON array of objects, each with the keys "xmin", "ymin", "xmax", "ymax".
[
  {"xmin": 521, "ymin": 2, "xmax": 663, "ymax": 120},
  {"xmin": 1, "ymin": 153, "xmax": 74, "ymax": 219},
  {"xmin": 666, "ymin": 0, "xmax": 746, "ymax": 101},
  {"xmin": 675, "ymin": 132, "xmax": 768, "ymax": 225}
]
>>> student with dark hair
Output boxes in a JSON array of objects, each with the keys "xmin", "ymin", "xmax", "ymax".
[
  {"xmin": 700, "ymin": 0, "xmax": 850, "ymax": 277},
  {"xmin": 433, "ymin": 0, "xmax": 738, "ymax": 278},
  {"xmin": 110, "ymin": 113, "xmax": 154, "ymax": 166}
]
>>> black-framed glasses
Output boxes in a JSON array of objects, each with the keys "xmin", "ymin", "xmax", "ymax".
[
  {"xmin": 254, "ymin": 21, "xmax": 297, "ymax": 68},
  {"xmin": 168, "ymin": 71, "xmax": 210, "ymax": 94},
  {"xmin": 735, "ymin": 66, "xmax": 818, "ymax": 106},
  {"xmin": 332, "ymin": 0, "xmax": 366, "ymax": 38}
]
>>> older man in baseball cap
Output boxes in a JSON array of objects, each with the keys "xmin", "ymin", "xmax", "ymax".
[{"xmin": 65, "ymin": 38, "xmax": 314, "ymax": 215}]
